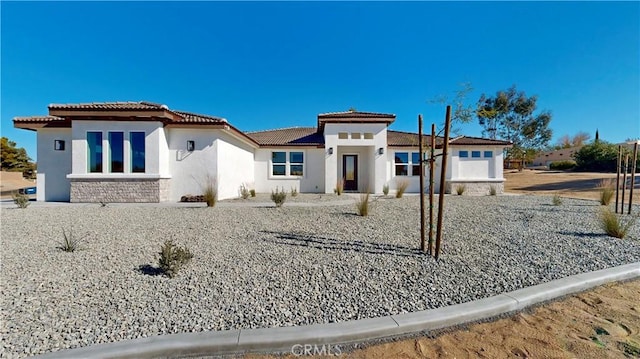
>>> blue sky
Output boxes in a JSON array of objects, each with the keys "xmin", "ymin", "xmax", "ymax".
[{"xmin": 2, "ymin": 1, "xmax": 639, "ymax": 161}]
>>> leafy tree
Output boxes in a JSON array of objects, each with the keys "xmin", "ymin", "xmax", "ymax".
[
  {"xmin": 573, "ymin": 140, "xmax": 638, "ymax": 172},
  {"xmin": 476, "ymin": 85, "xmax": 553, "ymax": 166},
  {"xmin": 427, "ymin": 82, "xmax": 475, "ymax": 136},
  {"xmin": 1, "ymin": 137, "xmax": 36, "ymax": 179}
]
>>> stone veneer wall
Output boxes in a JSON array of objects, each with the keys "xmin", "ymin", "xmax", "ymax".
[
  {"xmin": 70, "ymin": 178, "xmax": 170, "ymax": 203},
  {"xmin": 447, "ymin": 181, "xmax": 504, "ymax": 196}
]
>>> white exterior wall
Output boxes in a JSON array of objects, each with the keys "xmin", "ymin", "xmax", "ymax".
[
  {"xmin": 36, "ymin": 128, "xmax": 72, "ymax": 201},
  {"xmin": 450, "ymin": 146, "xmax": 505, "ymax": 180},
  {"xmin": 215, "ymin": 133, "xmax": 255, "ymax": 200},
  {"xmin": 323, "ymin": 123, "xmax": 387, "ymax": 193},
  {"xmin": 69, "ymin": 120, "xmax": 167, "ymax": 177},
  {"xmin": 388, "ymin": 147, "xmax": 443, "ymax": 193},
  {"xmin": 254, "ymin": 148, "xmax": 325, "ymax": 193}
]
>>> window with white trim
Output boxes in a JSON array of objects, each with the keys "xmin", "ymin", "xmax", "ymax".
[
  {"xmin": 472, "ymin": 151, "xmax": 481, "ymax": 158},
  {"xmin": 459, "ymin": 150, "xmax": 469, "ymax": 158},
  {"xmin": 484, "ymin": 151, "xmax": 493, "ymax": 158},
  {"xmin": 394, "ymin": 151, "xmax": 423, "ymax": 176},
  {"xmin": 271, "ymin": 151, "xmax": 304, "ymax": 177}
]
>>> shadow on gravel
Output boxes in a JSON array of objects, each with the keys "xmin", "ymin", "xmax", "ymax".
[
  {"xmin": 261, "ymin": 230, "xmax": 424, "ymax": 258},
  {"xmin": 557, "ymin": 230, "xmax": 609, "ymax": 238},
  {"xmin": 137, "ymin": 264, "xmax": 164, "ymax": 276}
]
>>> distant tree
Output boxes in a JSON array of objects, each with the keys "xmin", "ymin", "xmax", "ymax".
[
  {"xmin": 1, "ymin": 137, "xmax": 36, "ymax": 179},
  {"xmin": 555, "ymin": 131, "xmax": 591, "ymax": 149},
  {"xmin": 427, "ymin": 82, "xmax": 475, "ymax": 136},
  {"xmin": 572, "ymin": 140, "xmax": 640, "ymax": 172},
  {"xmin": 476, "ymin": 85, "xmax": 553, "ymax": 167}
]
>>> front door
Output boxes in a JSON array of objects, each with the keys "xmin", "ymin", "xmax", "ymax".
[{"xmin": 343, "ymin": 155, "xmax": 358, "ymax": 191}]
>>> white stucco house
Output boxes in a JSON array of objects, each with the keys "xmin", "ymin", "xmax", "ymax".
[{"xmin": 14, "ymin": 102, "xmax": 512, "ymax": 202}]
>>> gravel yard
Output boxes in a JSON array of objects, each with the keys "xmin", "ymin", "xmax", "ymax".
[{"xmin": 1, "ymin": 195, "xmax": 639, "ymax": 358}]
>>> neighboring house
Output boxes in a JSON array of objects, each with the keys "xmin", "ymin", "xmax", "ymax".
[
  {"xmin": 13, "ymin": 102, "xmax": 511, "ymax": 202},
  {"xmin": 530, "ymin": 146, "xmax": 582, "ymax": 167}
]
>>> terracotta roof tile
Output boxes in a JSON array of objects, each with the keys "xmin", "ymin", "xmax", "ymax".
[
  {"xmin": 387, "ymin": 130, "xmax": 443, "ymax": 147},
  {"xmin": 13, "ymin": 115, "xmax": 65, "ymax": 123},
  {"xmin": 48, "ymin": 101, "xmax": 166, "ymax": 111},
  {"xmin": 450, "ymin": 136, "xmax": 512, "ymax": 146},
  {"xmin": 173, "ymin": 110, "xmax": 226, "ymax": 123},
  {"xmin": 318, "ymin": 111, "xmax": 396, "ymax": 119},
  {"xmin": 246, "ymin": 127, "xmax": 324, "ymax": 146}
]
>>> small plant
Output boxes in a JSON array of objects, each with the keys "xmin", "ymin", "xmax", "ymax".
[
  {"xmin": 99, "ymin": 201, "xmax": 108, "ymax": 207},
  {"xmin": 597, "ymin": 179, "xmax": 615, "ymax": 206},
  {"xmin": 549, "ymin": 160, "xmax": 577, "ymax": 170},
  {"xmin": 552, "ymin": 193, "xmax": 563, "ymax": 206},
  {"xmin": 599, "ymin": 208, "xmax": 637, "ymax": 239},
  {"xmin": 382, "ymin": 184, "xmax": 389, "ymax": 196},
  {"xmin": 455, "ymin": 184, "xmax": 466, "ymax": 196},
  {"xmin": 203, "ymin": 178, "xmax": 217, "ymax": 207},
  {"xmin": 271, "ymin": 187, "xmax": 287, "ymax": 207},
  {"xmin": 291, "ymin": 187, "xmax": 298, "ymax": 197},
  {"xmin": 396, "ymin": 179, "xmax": 409, "ymax": 198},
  {"xmin": 58, "ymin": 227, "xmax": 87, "ymax": 252},
  {"xmin": 158, "ymin": 239, "xmax": 193, "ymax": 278},
  {"xmin": 488, "ymin": 185, "xmax": 497, "ymax": 196},
  {"xmin": 12, "ymin": 192, "xmax": 30, "ymax": 209},
  {"xmin": 355, "ymin": 192, "xmax": 370, "ymax": 216},
  {"xmin": 240, "ymin": 184, "xmax": 250, "ymax": 199},
  {"xmin": 334, "ymin": 178, "xmax": 344, "ymax": 195},
  {"xmin": 250, "ymin": 189, "xmax": 256, "ymax": 197}
]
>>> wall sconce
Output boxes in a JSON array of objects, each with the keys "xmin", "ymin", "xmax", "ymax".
[
  {"xmin": 328, "ymin": 147, "xmax": 334, "ymax": 155},
  {"xmin": 378, "ymin": 147, "xmax": 384, "ymax": 155},
  {"xmin": 54, "ymin": 140, "xmax": 65, "ymax": 151},
  {"xmin": 187, "ymin": 140, "xmax": 195, "ymax": 152}
]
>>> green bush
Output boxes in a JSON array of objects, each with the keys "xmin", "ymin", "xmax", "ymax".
[
  {"xmin": 271, "ymin": 187, "xmax": 287, "ymax": 207},
  {"xmin": 599, "ymin": 208, "xmax": 636, "ymax": 239},
  {"xmin": 574, "ymin": 140, "xmax": 638, "ymax": 172},
  {"xmin": 158, "ymin": 239, "xmax": 193, "ymax": 278},
  {"xmin": 355, "ymin": 192, "xmax": 370, "ymax": 216},
  {"xmin": 249, "ymin": 189, "xmax": 256, "ymax": 197},
  {"xmin": 549, "ymin": 160, "xmax": 576, "ymax": 170},
  {"xmin": 396, "ymin": 179, "xmax": 409, "ymax": 198},
  {"xmin": 12, "ymin": 192, "xmax": 30, "ymax": 209}
]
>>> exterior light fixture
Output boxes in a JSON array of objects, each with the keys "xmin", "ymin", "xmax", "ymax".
[
  {"xmin": 378, "ymin": 147, "xmax": 384, "ymax": 155},
  {"xmin": 54, "ymin": 140, "xmax": 65, "ymax": 151},
  {"xmin": 187, "ymin": 140, "xmax": 195, "ymax": 152},
  {"xmin": 328, "ymin": 147, "xmax": 334, "ymax": 155}
]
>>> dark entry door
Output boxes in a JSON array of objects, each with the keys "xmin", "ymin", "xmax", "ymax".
[{"xmin": 343, "ymin": 155, "xmax": 358, "ymax": 191}]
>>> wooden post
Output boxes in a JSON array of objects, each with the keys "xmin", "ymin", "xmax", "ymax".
[
  {"xmin": 428, "ymin": 124, "xmax": 436, "ymax": 256},
  {"xmin": 628, "ymin": 143, "xmax": 638, "ymax": 214},
  {"xmin": 419, "ymin": 115, "xmax": 426, "ymax": 252},
  {"xmin": 621, "ymin": 154, "xmax": 629, "ymax": 212},
  {"xmin": 435, "ymin": 106, "xmax": 451, "ymax": 260},
  {"xmin": 616, "ymin": 146, "xmax": 621, "ymax": 213}
]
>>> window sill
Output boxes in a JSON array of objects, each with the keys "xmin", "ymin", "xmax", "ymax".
[
  {"xmin": 268, "ymin": 175, "xmax": 304, "ymax": 180},
  {"xmin": 67, "ymin": 174, "xmax": 171, "ymax": 180}
]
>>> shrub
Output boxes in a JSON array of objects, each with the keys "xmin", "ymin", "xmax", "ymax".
[
  {"xmin": 158, "ymin": 239, "xmax": 193, "ymax": 278},
  {"xmin": 599, "ymin": 208, "xmax": 637, "ymax": 239},
  {"xmin": 250, "ymin": 189, "xmax": 256, "ymax": 197},
  {"xmin": 455, "ymin": 184, "xmax": 466, "ymax": 195},
  {"xmin": 334, "ymin": 178, "xmax": 344, "ymax": 195},
  {"xmin": 58, "ymin": 227, "xmax": 87, "ymax": 252},
  {"xmin": 12, "ymin": 192, "xmax": 30, "ymax": 209},
  {"xmin": 549, "ymin": 160, "xmax": 576, "ymax": 170},
  {"xmin": 291, "ymin": 187, "xmax": 298, "ymax": 197},
  {"xmin": 574, "ymin": 140, "xmax": 638, "ymax": 172},
  {"xmin": 597, "ymin": 179, "xmax": 615, "ymax": 205},
  {"xmin": 203, "ymin": 178, "xmax": 217, "ymax": 207},
  {"xmin": 396, "ymin": 179, "xmax": 409, "ymax": 198},
  {"xmin": 488, "ymin": 185, "xmax": 497, "ymax": 196},
  {"xmin": 382, "ymin": 184, "xmax": 389, "ymax": 196},
  {"xmin": 240, "ymin": 184, "xmax": 250, "ymax": 199},
  {"xmin": 271, "ymin": 187, "xmax": 287, "ymax": 207},
  {"xmin": 552, "ymin": 193, "xmax": 563, "ymax": 206},
  {"xmin": 355, "ymin": 192, "xmax": 370, "ymax": 216}
]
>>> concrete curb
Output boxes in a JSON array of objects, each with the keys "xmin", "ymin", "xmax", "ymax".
[{"xmin": 32, "ymin": 262, "xmax": 640, "ymax": 359}]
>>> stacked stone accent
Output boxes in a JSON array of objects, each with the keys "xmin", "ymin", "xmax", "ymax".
[
  {"xmin": 447, "ymin": 181, "xmax": 504, "ymax": 196},
  {"xmin": 70, "ymin": 178, "xmax": 170, "ymax": 203}
]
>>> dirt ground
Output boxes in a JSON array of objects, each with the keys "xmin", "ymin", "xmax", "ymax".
[{"xmin": 247, "ymin": 170, "xmax": 640, "ymax": 359}]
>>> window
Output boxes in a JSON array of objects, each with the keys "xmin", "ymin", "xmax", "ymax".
[
  {"xmin": 472, "ymin": 151, "xmax": 481, "ymax": 158},
  {"xmin": 289, "ymin": 152, "xmax": 304, "ymax": 176},
  {"xmin": 54, "ymin": 140, "xmax": 65, "ymax": 151},
  {"xmin": 271, "ymin": 151, "xmax": 304, "ymax": 177},
  {"xmin": 484, "ymin": 151, "xmax": 493, "ymax": 158},
  {"xmin": 87, "ymin": 132, "xmax": 102, "ymax": 173},
  {"xmin": 364, "ymin": 133, "xmax": 374, "ymax": 139},
  {"xmin": 351, "ymin": 132, "xmax": 361, "ymax": 139},
  {"xmin": 130, "ymin": 132, "xmax": 145, "ymax": 173},
  {"xmin": 338, "ymin": 132, "xmax": 348, "ymax": 139},
  {"xmin": 459, "ymin": 150, "xmax": 469, "ymax": 158},
  {"xmin": 411, "ymin": 152, "xmax": 422, "ymax": 176},
  {"xmin": 395, "ymin": 152, "xmax": 409, "ymax": 176},
  {"xmin": 109, "ymin": 132, "xmax": 124, "ymax": 173}
]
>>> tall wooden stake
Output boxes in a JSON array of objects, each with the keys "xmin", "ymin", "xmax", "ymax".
[
  {"xmin": 419, "ymin": 115, "xmax": 426, "ymax": 252},
  {"xmin": 435, "ymin": 106, "xmax": 451, "ymax": 260},
  {"xmin": 616, "ymin": 146, "xmax": 621, "ymax": 213},
  {"xmin": 621, "ymin": 154, "xmax": 629, "ymax": 212},
  {"xmin": 428, "ymin": 124, "xmax": 436, "ymax": 256},
  {"xmin": 628, "ymin": 143, "xmax": 638, "ymax": 214}
]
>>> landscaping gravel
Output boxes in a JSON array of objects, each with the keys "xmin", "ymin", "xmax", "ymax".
[{"xmin": 1, "ymin": 195, "xmax": 639, "ymax": 358}]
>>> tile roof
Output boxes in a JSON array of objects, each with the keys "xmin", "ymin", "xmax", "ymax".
[
  {"xmin": 387, "ymin": 130, "xmax": 444, "ymax": 147},
  {"xmin": 172, "ymin": 110, "xmax": 226, "ymax": 123},
  {"xmin": 48, "ymin": 101, "xmax": 167, "ymax": 110},
  {"xmin": 450, "ymin": 136, "xmax": 512, "ymax": 146},
  {"xmin": 13, "ymin": 115, "xmax": 65, "ymax": 123},
  {"xmin": 246, "ymin": 127, "xmax": 324, "ymax": 146},
  {"xmin": 317, "ymin": 111, "xmax": 396, "ymax": 119}
]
